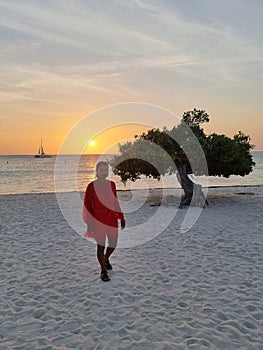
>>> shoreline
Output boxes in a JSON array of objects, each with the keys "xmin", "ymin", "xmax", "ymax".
[{"xmin": 1, "ymin": 183, "xmax": 263, "ymax": 197}]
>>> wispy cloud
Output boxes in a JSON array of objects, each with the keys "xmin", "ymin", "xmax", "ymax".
[
  {"xmin": 0, "ymin": 1, "xmax": 263, "ymax": 132},
  {"xmin": 2, "ymin": 0, "xmax": 262, "ymax": 74}
]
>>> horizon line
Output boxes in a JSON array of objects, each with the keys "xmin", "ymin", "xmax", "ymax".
[{"xmin": 0, "ymin": 150, "xmax": 262, "ymax": 157}]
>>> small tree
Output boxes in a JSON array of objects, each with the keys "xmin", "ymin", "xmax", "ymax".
[{"xmin": 111, "ymin": 109, "xmax": 255, "ymax": 207}]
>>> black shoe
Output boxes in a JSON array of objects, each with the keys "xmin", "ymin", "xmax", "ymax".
[
  {"xmin": 101, "ymin": 270, "xmax": 110, "ymax": 282},
  {"xmin": 105, "ymin": 261, "xmax": 112, "ymax": 270}
]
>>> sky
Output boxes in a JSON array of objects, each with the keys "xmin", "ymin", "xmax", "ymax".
[{"xmin": 0, "ymin": 0, "xmax": 263, "ymax": 154}]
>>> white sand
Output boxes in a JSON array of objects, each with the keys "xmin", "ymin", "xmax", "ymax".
[{"xmin": 0, "ymin": 187, "xmax": 263, "ymax": 349}]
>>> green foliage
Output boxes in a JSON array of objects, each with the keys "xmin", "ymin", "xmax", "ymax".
[
  {"xmin": 206, "ymin": 131, "xmax": 254, "ymax": 177},
  {"xmin": 112, "ymin": 136, "xmax": 177, "ymax": 183},
  {"xmin": 182, "ymin": 108, "xmax": 210, "ymax": 128},
  {"xmin": 111, "ymin": 109, "xmax": 255, "ymax": 182}
]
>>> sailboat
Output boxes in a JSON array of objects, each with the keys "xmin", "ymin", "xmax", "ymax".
[{"xmin": 34, "ymin": 139, "xmax": 52, "ymax": 158}]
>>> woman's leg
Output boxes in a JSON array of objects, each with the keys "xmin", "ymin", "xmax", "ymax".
[
  {"xmin": 97, "ymin": 244, "xmax": 110, "ymax": 281},
  {"xmin": 105, "ymin": 246, "xmax": 115, "ymax": 260},
  {"xmin": 97, "ymin": 244, "xmax": 106, "ymax": 271},
  {"xmin": 105, "ymin": 236, "xmax": 118, "ymax": 268}
]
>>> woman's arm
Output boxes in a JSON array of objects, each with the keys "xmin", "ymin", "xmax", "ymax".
[
  {"xmin": 111, "ymin": 181, "xmax": 125, "ymax": 229},
  {"xmin": 82, "ymin": 182, "xmax": 94, "ymax": 224}
]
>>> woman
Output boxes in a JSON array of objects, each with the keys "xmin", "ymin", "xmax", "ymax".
[{"xmin": 82, "ymin": 161, "xmax": 126, "ymax": 282}]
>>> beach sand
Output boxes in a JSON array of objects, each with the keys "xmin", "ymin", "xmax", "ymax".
[{"xmin": 1, "ymin": 187, "xmax": 262, "ymax": 349}]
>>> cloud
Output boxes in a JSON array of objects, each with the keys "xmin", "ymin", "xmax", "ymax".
[
  {"xmin": 2, "ymin": 0, "xmax": 261, "ymax": 73},
  {"xmin": 1, "ymin": 0, "xmax": 263, "ymax": 106},
  {"xmin": 114, "ymin": 0, "xmax": 162, "ymax": 13}
]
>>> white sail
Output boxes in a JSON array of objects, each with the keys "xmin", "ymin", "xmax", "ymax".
[{"xmin": 34, "ymin": 139, "xmax": 52, "ymax": 158}]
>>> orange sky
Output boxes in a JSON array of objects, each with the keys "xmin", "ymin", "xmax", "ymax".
[
  {"xmin": 83, "ymin": 124, "xmax": 150, "ymax": 155},
  {"xmin": 1, "ymin": 100, "xmax": 262, "ymax": 155},
  {"xmin": 1, "ymin": 1, "xmax": 263, "ymax": 154}
]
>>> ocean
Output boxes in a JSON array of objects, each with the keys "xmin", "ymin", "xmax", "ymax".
[{"xmin": 0, "ymin": 152, "xmax": 263, "ymax": 195}]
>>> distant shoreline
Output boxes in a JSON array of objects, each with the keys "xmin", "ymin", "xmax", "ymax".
[
  {"xmin": 0, "ymin": 151, "xmax": 262, "ymax": 156},
  {"xmin": 1, "ymin": 184, "xmax": 262, "ymax": 197}
]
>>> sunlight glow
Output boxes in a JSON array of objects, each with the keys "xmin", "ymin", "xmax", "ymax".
[{"xmin": 88, "ymin": 140, "xmax": 96, "ymax": 147}]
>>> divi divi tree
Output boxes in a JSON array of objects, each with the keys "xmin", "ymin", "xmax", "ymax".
[{"xmin": 111, "ymin": 109, "xmax": 255, "ymax": 208}]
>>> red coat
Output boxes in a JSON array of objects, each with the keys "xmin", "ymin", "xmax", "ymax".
[{"xmin": 82, "ymin": 180, "xmax": 124, "ymax": 241}]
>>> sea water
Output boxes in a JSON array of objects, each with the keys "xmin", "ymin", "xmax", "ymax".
[{"xmin": 0, "ymin": 152, "xmax": 262, "ymax": 195}]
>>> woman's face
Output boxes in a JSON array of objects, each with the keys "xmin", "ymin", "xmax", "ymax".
[{"xmin": 96, "ymin": 164, "xmax": 109, "ymax": 180}]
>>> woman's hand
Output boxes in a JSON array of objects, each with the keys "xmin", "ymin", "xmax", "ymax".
[{"xmin": 121, "ymin": 219, "xmax": 126, "ymax": 230}]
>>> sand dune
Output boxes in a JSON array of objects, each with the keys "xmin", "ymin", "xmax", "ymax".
[{"xmin": 1, "ymin": 187, "xmax": 262, "ymax": 349}]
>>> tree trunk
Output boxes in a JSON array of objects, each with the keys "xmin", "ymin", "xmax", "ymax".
[{"xmin": 176, "ymin": 165, "xmax": 208, "ymax": 208}]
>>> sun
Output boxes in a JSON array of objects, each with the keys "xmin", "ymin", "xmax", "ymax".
[{"xmin": 88, "ymin": 140, "xmax": 96, "ymax": 147}]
